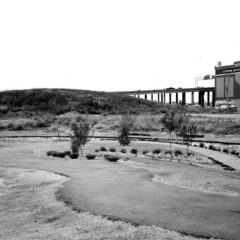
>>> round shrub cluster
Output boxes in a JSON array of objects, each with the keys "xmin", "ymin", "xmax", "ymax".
[
  {"xmin": 47, "ymin": 150, "xmax": 71, "ymax": 158},
  {"xmin": 153, "ymin": 149, "xmax": 161, "ymax": 154},
  {"xmin": 100, "ymin": 147, "xmax": 107, "ymax": 152},
  {"xmin": 131, "ymin": 148, "xmax": 138, "ymax": 154},
  {"xmin": 142, "ymin": 150, "xmax": 149, "ymax": 155},
  {"xmin": 109, "ymin": 147, "xmax": 116, "ymax": 152},
  {"xmin": 120, "ymin": 149, "xmax": 127, "ymax": 154},
  {"xmin": 86, "ymin": 154, "xmax": 97, "ymax": 160},
  {"xmin": 104, "ymin": 154, "xmax": 120, "ymax": 162},
  {"xmin": 174, "ymin": 149, "xmax": 183, "ymax": 156}
]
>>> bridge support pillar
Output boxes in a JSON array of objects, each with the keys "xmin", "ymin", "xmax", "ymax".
[
  {"xmin": 182, "ymin": 92, "xmax": 186, "ymax": 105},
  {"xmin": 212, "ymin": 91, "xmax": 215, "ymax": 107},
  {"xmin": 163, "ymin": 93, "xmax": 166, "ymax": 103},
  {"xmin": 198, "ymin": 91, "xmax": 205, "ymax": 107},
  {"xmin": 191, "ymin": 92, "xmax": 194, "ymax": 104},
  {"xmin": 157, "ymin": 94, "xmax": 160, "ymax": 102},
  {"xmin": 169, "ymin": 93, "xmax": 172, "ymax": 104},
  {"xmin": 207, "ymin": 91, "xmax": 210, "ymax": 106},
  {"xmin": 151, "ymin": 94, "xmax": 153, "ymax": 101},
  {"xmin": 145, "ymin": 94, "xmax": 147, "ymax": 100},
  {"xmin": 176, "ymin": 93, "xmax": 178, "ymax": 104}
]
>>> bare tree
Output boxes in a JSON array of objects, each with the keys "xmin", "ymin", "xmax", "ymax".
[
  {"xmin": 180, "ymin": 123, "xmax": 197, "ymax": 155},
  {"xmin": 70, "ymin": 116, "xmax": 97, "ymax": 157},
  {"xmin": 161, "ymin": 111, "xmax": 180, "ymax": 149}
]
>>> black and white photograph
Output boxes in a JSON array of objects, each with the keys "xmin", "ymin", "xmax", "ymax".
[{"xmin": 0, "ymin": 1, "xmax": 240, "ymax": 239}]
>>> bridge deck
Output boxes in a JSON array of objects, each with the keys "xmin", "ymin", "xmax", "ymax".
[{"xmin": 115, "ymin": 87, "xmax": 215, "ymax": 94}]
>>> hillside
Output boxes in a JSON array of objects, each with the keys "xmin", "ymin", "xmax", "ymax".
[{"xmin": 0, "ymin": 88, "xmax": 172, "ymax": 116}]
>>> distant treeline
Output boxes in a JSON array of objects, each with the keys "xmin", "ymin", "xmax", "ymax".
[{"xmin": 0, "ymin": 88, "xmax": 175, "ymax": 115}]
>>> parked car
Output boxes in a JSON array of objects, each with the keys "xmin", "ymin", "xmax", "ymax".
[{"xmin": 215, "ymin": 103, "xmax": 237, "ymax": 111}]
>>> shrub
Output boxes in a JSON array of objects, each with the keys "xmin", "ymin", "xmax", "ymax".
[
  {"xmin": 223, "ymin": 148, "xmax": 229, "ymax": 154},
  {"xmin": 174, "ymin": 149, "xmax": 183, "ymax": 156},
  {"xmin": 104, "ymin": 154, "xmax": 120, "ymax": 162},
  {"xmin": 70, "ymin": 153, "xmax": 79, "ymax": 159},
  {"xmin": 187, "ymin": 152, "xmax": 194, "ymax": 157},
  {"xmin": 165, "ymin": 150, "xmax": 172, "ymax": 155},
  {"xmin": 118, "ymin": 114, "xmax": 135, "ymax": 146},
  {"xmin": 120, "ymin": 149, "xmax": 126, "ymax": 154},
  {"xmin": 199, "ymin": 143, "xmax": 204, "ymax": 148},
  {"xmin": 209, "ymin": 145, "xmax": 215, "ymax": 150},
  {"xmin": 47, "ymin": 151, "xmax": 57, "ymax": 156},
  {"xmin": 109, "ymin": 147, "xmax": 116, "ymax": 152},
  {"xmin": 100, "ymin": 147, "xmax": 107, "ymax": 152},
  {"xmin": 142, "ymin": 150, "xmax": 149, "ymax": 155},
  {"xmin": 86, "ymin": 154, "xmax": 97, "ymax": 160},
  {"xmin": 64, "ymin": 151, "xmax": 71, "ymax": 156},
  {"xmin": 153, "ymin": 149, "xmax": 161, "ymax": 154},
  {"xmin": 58, "ymin": 152, "xmax": 67, "ymax": 158},
  {"xmin": 47, "ymin": 151, "xmax": 67, "ymax": 158},
  {"xmin": 95, "ymin": 149, "xmax": 100, "ymax": 152},
  {"xmin": 231, "ymin": 150, "xmax": 237, "ymax": 155},
  {"xmin": 131, "ymin": 148, "xmax": 138, "ymax": 154}
]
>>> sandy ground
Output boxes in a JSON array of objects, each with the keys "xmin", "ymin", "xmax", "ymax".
[{"xmin": 0, "ymin": 167, "xmax": 214, "ymax": 240}]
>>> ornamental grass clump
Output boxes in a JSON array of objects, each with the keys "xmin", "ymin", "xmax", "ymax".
[
  {"xmin": 47, "ymin": 151, "xmax": 70, "ymax": 158},
  {"xmin": 109, "ymin": 147, "xmax": 116, "ymax": 152},
  {"xmin": 100, "ymin": 146, "xmax": 107, "ymax": 152},
  {"xmin": 208, "ymin": 145, "xmax": 215, "ymax": 150},
  {"xmin": 165, "ymin": 150, "xmax": 173, "ymax": 155},
  {"xmin": 223, "ymin": 148, "xmax": 229, "ymax": 154},
  {"xmin": 120, "ymin": 149, "xmax": 127, "ymax": 154},
  {"xmin": 199, "ymin": 143, "xmax": 205, "ymax": 148},
  {"xmin": 86, "ymin": 154, "xmax": 97, "ymax": 160},
  {"xmin": 174, "ymin": 149, "xmax": 183, "ymax": 156},
  {"xmin": 153, "ymin": 149, "xmax": 161, "ymax": 154},
  {"xmin": 104, "ymin": 154, "xmax": 120, "ymax": 162}
]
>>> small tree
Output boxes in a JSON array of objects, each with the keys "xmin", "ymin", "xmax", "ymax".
[
  {"xmin": 118, "ymin": 114, "xmax": 135, "ymax": 146},
  {"xmin": 70, "ymin": 116, "xmax": 97, "ymax": 157},
  {"xmin": 180, "ymin": 123, "xmax": 197, "ymax": 155},
  {"xmin": 161, "ymin": 111, "xmax": 179, "ymax": 149}
]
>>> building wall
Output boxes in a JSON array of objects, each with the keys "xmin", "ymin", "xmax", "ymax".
[
  {"xmin": 215, "ymin": 76, "xmax": 234, "ymax": 99},
  {"xmin": 215, "ymin": 74, "xmax": 239, "ymax": 100},
  {"xmin": 234, "ymin": 73, "xmax": 240, "ymax": 98}
]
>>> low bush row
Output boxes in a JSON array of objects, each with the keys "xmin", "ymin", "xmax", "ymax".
[
  {"xmin": 199, "ymin": 143, "xmax": 240, "ymax": 157},
  {"xmin": 47, "ymin": 150, "xmax": 74, "ymax": 158}
]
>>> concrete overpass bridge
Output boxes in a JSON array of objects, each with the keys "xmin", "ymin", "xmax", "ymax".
[{"xmin": 116, "ymin": 87, "xmax": 215, "ymax": 107}]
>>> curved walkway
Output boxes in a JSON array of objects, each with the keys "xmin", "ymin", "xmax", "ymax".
[{"xmin": 160, "ymin": 142, "xmax": 240, "ymax": 171}]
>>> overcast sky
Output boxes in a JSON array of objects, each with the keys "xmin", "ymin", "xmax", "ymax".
[{"xmin": 0, "ymin": 0, "xmax": 239, "ymax": 92}]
